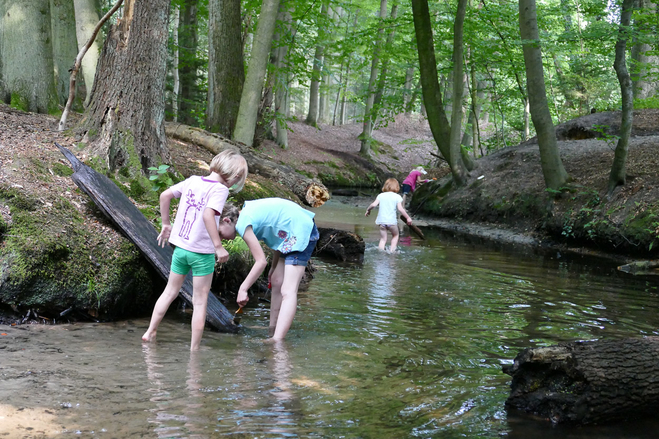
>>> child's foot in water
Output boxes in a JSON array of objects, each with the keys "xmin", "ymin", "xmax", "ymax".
[{"xmin": 141, "ymin": 330, "xmax": 156, "ymax": 342}]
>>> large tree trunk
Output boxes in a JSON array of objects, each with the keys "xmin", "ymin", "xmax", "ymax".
[
  {"xmin": 411, "ymin": 0, "xmax": 466, "ymax": 181},
  {"xmin": 51, "ymin": 0, "xmax": 83, "ymax": 109},
  {"xmin": 372, "ymin": 2, "xmax": 398, "ymax": 128},
  {"xmin": 631, "ymin": 0, "xmax": 658, "ymax": 100},
  {"xmin": 608, "ymin": 0, "xmax": 635, "ymax": 195},
  {"xmin": 206, "ymin": 0, "xmax": 244, "ymax": 137},
  {"xmin": 447, "ymin": 0, "xmax": 469, "ymax": 185},
  {"xmin": 519, "ymin": 0, "xmax": 569, "ymax": 190},
  {"xmin": 503, "ymin": 337, "xmax": 659, "ymax": 424},
  {"xmin": 177, "ymin": 0, "xmax": 200, "ymax": 126},
  {"xmin": 305, "ymin": 1, "xmax": 329, "ymax": 127},
  {"xmin": 73, "ymin": 0, "xmax": 102, "ymax": 108},
  {"xmin": 274, "ymin": 0, "xmax": 294, "ymax": 148},
  {"xmin": 166, "ymin": 122, "xmax": 330, "ymax": 207},
  {"xmin": 359, "ymin": 0, "xmax": 387, "ymax": 155},
  {"xmin": 232, "ymin": 0, "xmax": 280, "ymax": 147},
  {"xmin": 80, "ymin": 0, "xmax": 170, "ymax": 171},
  {"xmin": 0, "ymin": 0, "xmax": 59, "ymax": 113}
]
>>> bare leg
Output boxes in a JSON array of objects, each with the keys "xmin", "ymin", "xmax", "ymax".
[
  {"xmin": 269, "ymin": 253, "xmax": 285, "ymax": 337},
  {"xmin": 389, "ymin": 225, "xmax": 400, "ymax": 253},
  {"xmin": 272, "ymin": 263, "xmax": 306, "ymax": 341},
  {"xmin": 142, "ymin": 272, "xmax": 187, "ymax": 342},
  {"xmin": 190, "ymin": 273, "xmax": 213, "ymax": 351},
  {"xmin": 378, "ymin": 226, "xmax": 388, "ymax": 251}
]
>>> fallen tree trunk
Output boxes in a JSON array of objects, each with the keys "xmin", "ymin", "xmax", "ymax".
[
  {"xmin": 618, "ymin": 260, "xmax": 659, "ymax": 275},
  {"xmin": 503, "ymin": 337, "xmax": 659, "ymax": 424},
  {"xmin": 316, "ymin": 227, "xmax": 365, "ymax": 263},
  {"xmin": 165, "ymin": 122, "xmax": 330, "ymax": 207},
  {"xmin": 55, "ymin": 143, "xmax": 239, "ymax": 333}
]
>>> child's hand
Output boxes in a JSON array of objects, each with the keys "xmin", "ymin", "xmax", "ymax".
[
  {"xmin": 406, "ymin": 217, "xmax": 412, "ymax": 226},
  {"xmin": 157, "ymin": 224, "xmax": 172, "ymax": 247},
  {"xmin": 215, "ymin": 247, "xmax": 229, "ymax": 263},
  {"xmin": 365, "ymin": 210, "xmax": 370, "ymax": 217},
  {"xmin": 237, "ymin": 289, "xmax": 249, "ymax": 307}
]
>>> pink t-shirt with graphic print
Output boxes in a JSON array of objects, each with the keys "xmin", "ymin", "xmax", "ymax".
[
  {"xmin": 168, "ymin": 176, "xmax": 229, "ymax": 254},
  {"xmin": 402, "ymin": 170, "xmax": 423, "ymax": 191}
]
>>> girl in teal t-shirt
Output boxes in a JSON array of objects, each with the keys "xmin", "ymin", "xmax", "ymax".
[{"xmin": 235, "ymin": 198, "xmax": 319, "ymax": 341}]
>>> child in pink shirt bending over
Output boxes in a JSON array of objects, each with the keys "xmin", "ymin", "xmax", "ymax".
[
  {"xmin": 142, "ymin": 148, "xmax": 247, "ymax": 351},
  {"xmin": 401, "ymin": 166, "xmax": 428, "ymax": 205}
]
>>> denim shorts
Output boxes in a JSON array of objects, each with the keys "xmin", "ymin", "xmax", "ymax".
[
  {"xmin": 171, "ymin": 246, "xmax": 215, "ymax": 277},
  {"xmin": 401, "ymin": 184, "xmax": 412, "ymax": 195},
  {"xmin": 282, "ymin": 224, "xmax": 319, "ymax": 266}
]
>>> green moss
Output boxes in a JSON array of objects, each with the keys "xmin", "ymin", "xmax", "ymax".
[{"xmin": 52, "ymin": 162, "xmax": 73, "ymax": 177}]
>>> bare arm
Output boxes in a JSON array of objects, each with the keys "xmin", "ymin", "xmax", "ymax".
[
  {"xmin": 365, "ymin": 198, "xmax": 380, "ymax": 216},
  {"xmin": 203, "ymin": 207, "xmax": 228, "ymax": 263},
  {"xmin": 157, "ymin": 189, "xmax": 175, "ymax": 247},
  {"xmin": 237, "ymin": 226, "xmax": 268, "ymax": 307},
  {"xmin": 397, "ymin": 201, "xmax": 412, "ymax": 225}
]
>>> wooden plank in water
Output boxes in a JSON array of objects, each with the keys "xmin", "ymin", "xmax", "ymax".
[{"xmin": 55, "ymin": 142, "xmax": 238, "ymax": 333}]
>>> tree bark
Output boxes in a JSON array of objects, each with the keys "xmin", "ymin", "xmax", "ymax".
[
  {"xmin": 412, "ymin": 0, "xmax": 469, "ymax": 183},
  {"xmin": 631, "ymin": 0, "xmax": 658, "ymax": 100},
  {"xmin": 504, "ymin": 337, "xmax": 659, "ymax": 424},
  {"xmin": 608, "ymin": 0, "xmax": 635, "ymax": 195},
  {"xmin": 206, "ymin": 0, "xmax": 244, "ymax": 137},
  {"xmin": 305, "ymin": 0, "xmax": 329, "ymax": 127},
  {"xmin": 80, "ymin": 0, "xmax": 170, "ymax": 171},
  {"xmin": 232, "ymin": 0, "xmax": 280, "ymax": 147},
  {"xmin": 315, "ymin": 227, "xmax": 365, "ymax": 262},
  {"xmin": 274, "ymin": 0, "xmax": 294, "ymax": 148},
  {"xmin": 166, "ymin": 122, "xmax": 330, "ymax": 207},
  {"xmin": 519, "ymin": 0, "xmax": 569, "ymax": 190},
  {"xmin": 51, "ymin": 0, "xmax": 83, "ymax": 108},
  {"xmin": 448, "ymin": 0, "xmax": 469, "ymax": 185},
  {"xmin": 0, "ymin": 0, "xmax": 59, "ymax": 113},
  {"xmin": 359, "ymin": 0, "xmax": 387, "ymax": 155},
  {"xmin": 73, "ymin": 0, "xmax": 102, "ymax": 107},
  {"xmin": 177, "ymin": 0, "xmax": 200, "ymax": 126},
  {"xmin": 372, "ymin": 2, "xmax": 398, "ymax": 128},
  {"xmin": 171, "ymin": 5, "xmax": 180, "ymax": 122}
]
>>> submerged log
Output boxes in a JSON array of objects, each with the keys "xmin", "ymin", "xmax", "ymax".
[
  {"xmin": 165, "ymin": 122, "xmax": 330, "ymax": 207},
  {"xmin": 315, "ymin": 227, "xmax": 365, "ymax": 262},
  {"xmin": 618, "ymin": 260, "xmax": 659, "ymax": 275},
  {"xmin": 55, "ymin": 143, "xmax": 238, "ymax": 333},
  {"xmin": 503, "ymin": 337, "xmax": 659, "ymax": 424}
]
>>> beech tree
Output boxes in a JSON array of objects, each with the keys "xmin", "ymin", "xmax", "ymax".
[
  {"xmin": 80, "ymin": 0, "xmax": 171, "ymax": 171},
  {"xmin": 206, "ymin": 0, "xmax": 244, "ymax": 137},
  {"xmin": 608, "ymin": 0, "xmax": 635, "ymax": 194},
  {"xmin": 0, "ymin": 0, "xmax": 59, "ymax": 113},
  {"xmin": 51, "ymin": 0, "xmax": 83, "ymax": 108},
  {"xmin": 232, "ymin": 0, "xmax": 280, "ymax": 147},
  {"xmin": 305, "ymin": 0, "xmax": 329, "ymax": 128},
  {"xmin": 519, "ymin": 0, "xmax": 569, "ymax": 190},
  {"xmin": 73, "ymin": 0, "xmax": 102, "ymax": 107}
]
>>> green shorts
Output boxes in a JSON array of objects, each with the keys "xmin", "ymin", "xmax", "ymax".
[{"xmin": 171, "ymin": 247, "xmax": 215, "ymax": 277}]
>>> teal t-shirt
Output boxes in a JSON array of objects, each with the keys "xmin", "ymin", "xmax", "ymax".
[{"xmin": 236, "ymin": 198, "xmax": 316, "ymax": 253}]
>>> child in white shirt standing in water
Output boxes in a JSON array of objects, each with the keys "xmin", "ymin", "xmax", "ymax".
[
  {"xmin": 365, "ymin": 178, "xmax": 413, "ymax": 253},
  {"xmin": 142, "ymin": 148, "xmax": 247, "ymax": 351}
]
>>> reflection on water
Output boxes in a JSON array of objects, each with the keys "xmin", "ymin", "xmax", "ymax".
[{"xmin": 1, "ymin": 196, "xmax": 659, "ymax": 437}]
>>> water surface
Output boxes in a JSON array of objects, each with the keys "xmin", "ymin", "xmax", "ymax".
[{"xmin": 1, "ymin": 196, "xmax": 658, "ymax": 438}]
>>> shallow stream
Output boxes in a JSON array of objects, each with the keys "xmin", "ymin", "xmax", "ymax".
[{"xmin": 2, "ymin": 196, "xmax": 659, "ymax": 438}]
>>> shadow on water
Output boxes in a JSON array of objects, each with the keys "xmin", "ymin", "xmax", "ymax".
[{"xmin": 1, "ymin": 195, "xmax": 658, "ymax": 437}]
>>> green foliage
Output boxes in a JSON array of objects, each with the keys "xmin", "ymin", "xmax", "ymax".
[{"xmin": 148, "ymin": 164, "xmax": 174, "ymax": 193}]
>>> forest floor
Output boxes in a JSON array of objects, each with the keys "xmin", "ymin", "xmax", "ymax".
[{"xmin": 2, "ymin": 104, "xmax": 659, "ymax": 265}]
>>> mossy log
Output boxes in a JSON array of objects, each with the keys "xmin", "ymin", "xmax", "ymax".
[
  {"xmin": 55, "ymin": 143, "xmax": 239, "ymax": 333},
  {"xmin": 315, "ymin": 227, "xmax": 365, "ymax": 262},
  {"xmin": 503, "ymin": 337, "xmax": 659, "ymax": 424},
  {"xmin": 165, "ymin": 122, "xmax": 329, "ymax": 208},
  {"xmin": 618, "ymin": 260, "xmax": 659, "ymax": 275}
]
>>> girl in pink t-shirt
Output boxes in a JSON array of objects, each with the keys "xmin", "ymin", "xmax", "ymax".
[
  {"xmin": 142, "ymin": 148, "xmax": 247, "ymax": 351},
  {"xmin": 401, "ymin": 166, "xmax": 427, "ymax": 205}
]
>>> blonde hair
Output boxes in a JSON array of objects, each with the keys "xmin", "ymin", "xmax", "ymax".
[
  {"xmin": 220, "ymin": 202, "xmax": 239, "ymax": 223},
  {"xmin": 210, "ymin": 148, "xmax": 248, "ymax": 191},
  {"xmin": 382, "ymin": 178, "xmax": 400, "ymax": 193}
]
